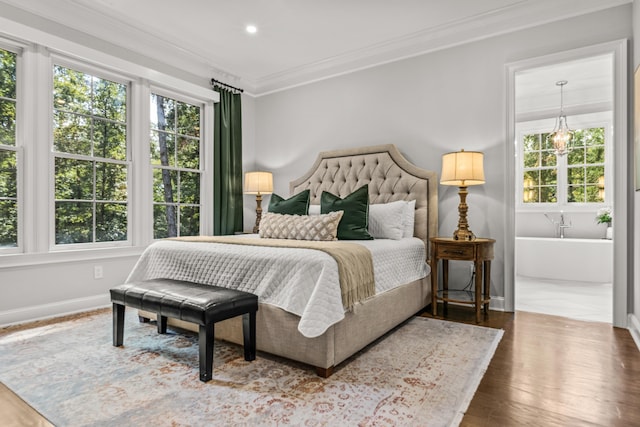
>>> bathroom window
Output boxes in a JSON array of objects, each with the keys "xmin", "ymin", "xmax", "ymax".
[
  {"xmin": 518, "ymin": 115, "xmax": 610, "ymax": 209},
  {"xmin": 566, "ymin": 127, "xmax": 605, "ymax": 203},
  {"xmin": 522, "ymin": 132, "xmax": 558, "ymax": 203}
]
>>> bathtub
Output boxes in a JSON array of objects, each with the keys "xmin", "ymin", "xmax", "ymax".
[{"xmin": 515, "ymin": 237, "xmax": 613, "ymax": 283}]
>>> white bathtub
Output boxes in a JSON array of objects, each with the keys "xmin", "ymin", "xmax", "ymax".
[{"xmin": 515, "ymin": 237, "xmax": 613, "ymax": 283}]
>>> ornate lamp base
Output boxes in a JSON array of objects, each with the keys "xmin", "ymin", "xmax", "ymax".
[
  {"xmin": 453, "ymin": 186, "xmax": 477, "ymax": 241},
  {"xmin": 253, "ymin": 194, "xmax": 263, "ymax": 234},
  {"xmin": 453, "ymin": 228, "xmax": 476, "ymax": 241}
]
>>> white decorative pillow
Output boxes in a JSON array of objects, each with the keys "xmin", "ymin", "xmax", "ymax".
[
  {"xmin": 308, "ymin": 204, "xmax": 321, "ymax": 215},
  {"xmin": 368, "ymin": 201, "xmax": 407, "ymax": 240},
  {"xmin": 259, "ymin": 211, "xmax": 344, "ymax": 241},
  {"xmin": 403, "ymin": 199, "xmax": 416, "ymax": 238}
]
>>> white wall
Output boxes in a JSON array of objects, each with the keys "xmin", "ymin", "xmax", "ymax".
[
  {"xmin": 631, "ymin": 1, "xmax": 640, "ymax": 347},
  {"xmin": 516, "ymin": 212, "xmax": 611, "ymax": 239},
  {"xmin": 0, "ymin": 4, "xmax": 635, "ymax": 327},
  {"xmin": 0, "ymin": 7, "xmax": 255, "ymax": 326},
  {"xmin": 241, "ymin": 94, "xmax": 258, "ymax": 232},
  {"xmin": 253, "ymin": 5, "xmax": 633, "ymax": 304}
]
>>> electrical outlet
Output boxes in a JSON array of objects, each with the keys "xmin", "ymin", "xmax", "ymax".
[{"xmin": 94, "ymin": 265, "xmax": 103, "ymax": 279}]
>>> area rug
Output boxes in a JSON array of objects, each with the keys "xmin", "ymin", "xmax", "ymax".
[{"xmin": 0, "ymin": 310, "xmax": 502, "ymax": 426}]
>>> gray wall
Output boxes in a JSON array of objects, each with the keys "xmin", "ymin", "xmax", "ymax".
[
  {"xmin": 0, "ymin": 4, "xmax": 635, "ymax": 327},
  {"xmin": 0, "ymin": 7, "xmax": 257, "ymax": 326},
  {"xmin": 633, "ymin": 1, "xmax": 640, "ymax": 341},
  {"xmin": 252, "ymin": 5, "xmax": 633, "ymax": 304}
]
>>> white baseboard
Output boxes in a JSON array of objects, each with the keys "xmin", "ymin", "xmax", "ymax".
[
  {"xmin": 489, "ymin": 296, "xmax": 505, "ymax": 311},
  {"xmin": 441, "ymin": 297, "xmax": 506, "ymax": 312},
  {"xmin": 628, "ymin": 313, "xmax": 640, "ymax": 352},
  {"xmin": 0, "ymin": 294, "xmax": 111, "ymax": 328}
]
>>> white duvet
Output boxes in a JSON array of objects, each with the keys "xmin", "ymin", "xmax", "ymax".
[{"xmin": 126, "ymin": 236, "xmax": 429, "ymax": 338}]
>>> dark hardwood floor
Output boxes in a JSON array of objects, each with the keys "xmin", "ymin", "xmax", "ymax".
[
  {"xmin": 2, "ymin": 306, "xmax": 639, "ymax": 426},
  {"xmin": 422, "ymin": 304, "xmax": 640, "ymax": 426}
]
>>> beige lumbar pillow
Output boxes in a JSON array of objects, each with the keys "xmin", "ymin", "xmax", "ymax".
[{"xmin": 259, "ymin": 211, "xmax": 344, "ymax": 241}]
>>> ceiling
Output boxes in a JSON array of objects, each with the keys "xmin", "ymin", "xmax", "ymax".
[
  {"xmin": 516, "ymin": 54, "xmax": 613, "ymax": 118},
  {"xmin": 0, "ymin": 0, "xmax": 630, "ymax": 95}
]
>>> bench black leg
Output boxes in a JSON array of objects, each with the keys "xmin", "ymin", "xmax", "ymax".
[
  {"xmin": 157, "ymin": 315, "xmax": 167, "ymax": 334},
  {"xmin": 113, "ymin": 303, "xmax": 125, "ymax": 347},
  {"xmin": 242, "ymin": 311, "xmax": 256, "ymax": 361},
  {"xmin": 199, "ymin": 324, "xmax": 214, "ymax": 382}
]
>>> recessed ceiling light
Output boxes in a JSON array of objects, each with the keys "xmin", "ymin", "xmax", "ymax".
[{"xmin": 246, "ymin": 25, "xmax": 257, "ymax": 34}]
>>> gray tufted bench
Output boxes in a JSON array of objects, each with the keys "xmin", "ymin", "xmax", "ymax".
[{"xmin": 110, "ymin": 278, "xmax": 258, "ymax": 382}]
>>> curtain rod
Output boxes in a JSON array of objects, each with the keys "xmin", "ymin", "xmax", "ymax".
[{"xmin": 211, "ymin": 78, "xmax": 244, "ymax": 94}]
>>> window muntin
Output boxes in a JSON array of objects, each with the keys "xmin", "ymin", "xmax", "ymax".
[
  {"xmin": 0, "ymin": 47, "xmax": 17, "ymax": 248},
  {"xmin": 150, "ymin": 94, "xmax": 201, "ymax": 239},
  {"xmin": 520, "ymin": 125, "xmax": 607, "ymax": 207},
  {"xmin": 53, "ymin": 65, "xmax": 129, "ymax": 245},
  {"xmin": 566, "ymin": 128, "xmax": 605, "ymax": 203},
  {"xmin": 522, "ymin": 133, "xmax": 557, "ymax": 203}
]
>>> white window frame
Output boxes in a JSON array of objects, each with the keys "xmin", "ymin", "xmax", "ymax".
[
  {"xmin": 49, "ymin": 56, "xmax": 133, "ymax": 250},
  {"xmin": 148, "ymin": 86, "xmax": 212, "ymax": 239},
  {"xmin": 0, "ymin": 34, "xmax": 217, "ymax": 266},
  {"xmin": 0, "ymin": 39, "xmax": 25, "ymax": 255},
  {"xmin": 516, "ymin": 111, "xmax": 613, "ymax": 213}
]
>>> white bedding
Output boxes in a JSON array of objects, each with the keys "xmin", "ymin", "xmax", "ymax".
[{"xmin": 126, "ymin": 236, "xmax": 429, "ymax": 338}]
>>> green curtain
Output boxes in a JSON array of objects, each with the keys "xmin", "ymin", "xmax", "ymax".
[{"xmin": 213, "ymin": 87, "xmax": 243, "ymax": 235}]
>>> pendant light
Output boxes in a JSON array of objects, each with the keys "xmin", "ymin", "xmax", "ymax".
[{"xmin": 549, "ymin": 80, "xmax": 573, "ymax": 156}]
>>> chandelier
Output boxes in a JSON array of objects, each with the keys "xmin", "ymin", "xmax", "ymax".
[{"xmin": 549, "ymin": 80, "xmax": 573, "ymax": 156}]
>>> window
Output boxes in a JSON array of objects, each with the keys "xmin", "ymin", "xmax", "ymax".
[
  {"xmin": 0, "ymin": 47, "xmax": 17, "ymax": 248},
  {"xmin": 522, "ymin": 132, "xmax": 557, "ymax": 203},
  {"xmin": 0, "ymin": 39, "xmax": 215, "ymax": 262},
  {"xmin": 150, "ymin": 93, "xmax": 201, "ymax": 239},
  {"xmin": 566, "ymin": 128, "xmax": 605, "ymax": 203},
  {"xmin": 520, "ymin": 121, "xmax": 608, "ymax": 208},
  {"xmin": 53, "ymin": 65, "xmax": 129, "ymax": 244}
]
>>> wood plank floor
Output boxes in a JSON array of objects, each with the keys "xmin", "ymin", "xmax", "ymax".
[
  {"xmin": 422, "ymin": 304, "xmax": 640, "ymax": 426},
  {"xmin": 2, "ymin": 306, "xmax": 639, "ymax": 426}
]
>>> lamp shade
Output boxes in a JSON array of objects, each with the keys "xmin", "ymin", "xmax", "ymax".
[
  {"xmin": 440, "ymin": 150, "xmax": 485, "ymax": 186},
  {"xmin": 244, "ymin": 171, "xmax": 273, "ymax": 194}
]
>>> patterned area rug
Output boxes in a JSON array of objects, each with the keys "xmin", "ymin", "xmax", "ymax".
[{"xmin": 0, "ymin": 310, "xmax": 502, "ymax": 426}]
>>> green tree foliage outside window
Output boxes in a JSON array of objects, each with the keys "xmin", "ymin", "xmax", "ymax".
[
  {"xmin": 150, "ymin": 94, "xmax": 201, "ymax": 239},
  {"xmin": 53, "ymin": 65, "xmax": 128, "ymax": 244},
  {"xmin": 522, "ymin": 127, "xmax": 605, "ymax": 205},
  {"xmin": 566, "ymin": 128, "xmax": 605, "ymax": 203},
  {"xmin": 0, "ymin": 48, "xmax": 17, "ymax": 247},
  {"xmin": 522, "ymin": 133, "xmax": 557, "ymax": 203}
]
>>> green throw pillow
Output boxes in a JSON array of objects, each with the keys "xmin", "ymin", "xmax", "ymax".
[
  {"xmin": 268, "ymin": 189, "xmax": 310, "ymax": 215},
  {"xmin": 320, "ymin": 185, "xmax": 373, "ymax": 240}
]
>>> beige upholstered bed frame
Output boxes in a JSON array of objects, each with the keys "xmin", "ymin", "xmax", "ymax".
[{"xmin": 151, "ymin": 144, "xmax": 438, "ymax": 377}]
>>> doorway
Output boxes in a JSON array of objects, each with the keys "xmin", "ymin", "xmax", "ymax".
[
  {"xmin": 514, "ymin": 55, "xmax": 614, "ymax": 323},
  {"xmin": 505, "ymin": 40, "xmax": 629, "ymax": 327}
]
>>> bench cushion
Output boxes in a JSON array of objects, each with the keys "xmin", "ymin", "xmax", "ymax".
[{"xmin": 110, "ymin": 279, "xmax": 258, "ymax": 326}]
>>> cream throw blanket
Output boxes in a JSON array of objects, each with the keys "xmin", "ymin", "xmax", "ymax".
[{"xmin": 171, "ymin": 236, "xmax": 375, "ymax": 310}]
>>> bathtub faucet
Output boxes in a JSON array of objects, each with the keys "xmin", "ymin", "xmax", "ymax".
[
  {"xmin": 558, "ymin": 212, "xmax": 572, "ymax": 238},
  {"xmin": 544, "ymin": 212, "xmax": 571, "ymax": 238}
]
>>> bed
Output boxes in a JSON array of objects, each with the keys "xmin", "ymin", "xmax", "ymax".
[{"xmin": 133, "ymin": 144, "xmax": 438, "ymax": 376}]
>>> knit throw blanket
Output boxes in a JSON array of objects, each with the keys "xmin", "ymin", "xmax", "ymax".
[{"xmin": 171, "ymin": 236, "xmax": 375, "ymax": 310}]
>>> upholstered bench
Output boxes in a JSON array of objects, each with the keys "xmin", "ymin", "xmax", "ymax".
[{"xmin": 110, "ymin": 278, "xmax": 258, "ymax": 382}]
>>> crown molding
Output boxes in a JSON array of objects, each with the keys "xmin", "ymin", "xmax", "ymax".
[
  {"xmin": 251, "ymin": 0, "xmax": 631, "ymax": 96},
  {"xmin": 0, "ymin": 0, "xmax": 631, "ymax": 96}
]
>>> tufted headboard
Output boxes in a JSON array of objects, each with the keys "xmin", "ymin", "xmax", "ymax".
[{"xmin": 290, "ymin": 144, "xmax": 438, "ymax": 260}]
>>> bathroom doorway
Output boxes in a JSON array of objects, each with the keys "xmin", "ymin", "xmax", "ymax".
[{"xmin": 505, "ymin": 41, "xmax": 628, "ymax": 326}]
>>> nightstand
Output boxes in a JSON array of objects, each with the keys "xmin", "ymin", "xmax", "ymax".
[{"xmin": 430, "ymin": 237, "xmax": 495, "ymax": 323}]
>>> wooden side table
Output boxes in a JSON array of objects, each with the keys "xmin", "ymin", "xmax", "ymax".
[{"xmin": 430, "ymin": 237, "xmax": 495, "ymax": 323}]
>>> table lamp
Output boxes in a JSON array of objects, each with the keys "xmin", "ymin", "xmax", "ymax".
[
  {"xmin": 440, "ymin": 149, "xmax": 485, "ymax": 241},
  {"xmin": 244, "ymin": 171, "xmax": 273, "ymax": 233}
]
